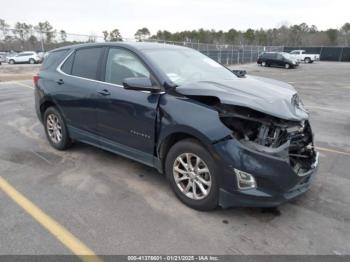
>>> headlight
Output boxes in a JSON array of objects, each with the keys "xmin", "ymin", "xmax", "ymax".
[{"xmin": 234, "ymin": 168, "xmax": 257, "ymax": 190}]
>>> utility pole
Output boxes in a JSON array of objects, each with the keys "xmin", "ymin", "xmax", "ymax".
[{"xmin": 40, "ymin": 32, "xmax": 44, "ymax": 52}]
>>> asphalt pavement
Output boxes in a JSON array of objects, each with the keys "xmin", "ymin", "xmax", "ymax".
[{"xmin": 0, "ymin": 62, "xmax": 349, "ymax": 256}]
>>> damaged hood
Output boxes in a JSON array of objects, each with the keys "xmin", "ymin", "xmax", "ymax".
[{"xmin": 176, "ymin": 75, "xmax": 309, "ymax": 121}]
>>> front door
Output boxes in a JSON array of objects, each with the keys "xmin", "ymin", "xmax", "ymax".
[
  {"xmin": 276, "ymin": 53, "xmax": 285, "ymax": 67},
  {"xmin": 95, "ymin": 47, "xmax": 160, "ymax": 164}
]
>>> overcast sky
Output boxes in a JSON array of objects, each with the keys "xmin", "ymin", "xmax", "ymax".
[{"xmin": 2, "ymin": 0, "xmax": 349, "ymax": 38}]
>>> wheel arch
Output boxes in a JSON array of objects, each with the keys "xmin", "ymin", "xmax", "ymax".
[
  {"xmin": 156, "ymin": 128, "xmax": 216, "ymax": 174},
  {"xmin": 39, "ymin": 99, "xmax": 61, "ymax": 122}
]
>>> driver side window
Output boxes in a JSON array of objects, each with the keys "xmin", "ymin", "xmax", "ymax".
[{"xmin": 105, "ymin": 48, "xmax": 151, "ymax": 86}]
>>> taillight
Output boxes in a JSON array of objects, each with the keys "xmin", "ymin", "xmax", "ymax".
[{"xmin": 33, "ymin": 75, "xmax": 40, "ymax": 87}]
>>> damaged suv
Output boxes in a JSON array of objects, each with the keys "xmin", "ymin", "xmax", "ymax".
[{"xmin": 34, "ymin": 43, "xmax": 319, "ymax": 210}]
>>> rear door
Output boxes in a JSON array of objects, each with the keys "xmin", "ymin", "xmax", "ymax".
[
  {"xmin": 16, "ymin": 53, "xmax": 28, "ymax": 63},
  {"xmin": 54, "ymin": 47, "xmax": 105, "ymax": 137},
  {"xmin": 276, "ymin": 53, "xmax": 285, "ymax": 66},
  {"xmin": 268, "ymin": 53, "xmax": 278, "ymax": 66}
]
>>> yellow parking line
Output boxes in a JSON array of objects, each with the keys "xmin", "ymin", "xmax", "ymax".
[
  {"xmin": 14, "ymin": 81, "xmax": 34, "ymax": 89},
  {"xmin": 0, "ymin": 176, "xmax": 101, "ymax": 262},
  {"xmin": 316, "ymin": 146, "xmax": 350, "ymax": 157}
]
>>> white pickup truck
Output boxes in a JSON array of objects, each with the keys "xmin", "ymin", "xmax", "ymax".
[{"xmin": 289, "ymin": 50, "xmax": 320, "ymax": 63}]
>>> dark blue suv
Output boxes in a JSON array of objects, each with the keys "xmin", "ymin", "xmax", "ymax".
[{"xmin": 34, "ymin": 42, "xmax": 318, "ymax": 210}]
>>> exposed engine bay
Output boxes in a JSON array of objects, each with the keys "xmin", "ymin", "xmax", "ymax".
[{"xmin": 215, "ymin": 104, "xmax": 317, "ymax": 176}]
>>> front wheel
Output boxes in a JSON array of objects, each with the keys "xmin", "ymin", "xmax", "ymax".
[
  {"xmin": 29, "ymin": 58, "xmax": 35, "ymax": 64},
  {"xmin": 285, "ymin": 63, "xmax": 290, "ymax": 69},
  {"xmin": 44, "ymin": 107, "xmax": 72, "ymax": 150},
  {"xmin": 165, "ymin": 139, "xmax": 219, "ymax": 211},
  {"xmin": 9, "ymin": 59, "xmax": 15, "ymax": 64}
]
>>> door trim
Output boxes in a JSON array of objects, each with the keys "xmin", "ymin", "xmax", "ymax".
[{"xmin": 68, "ymin": 125, "xmax": 160, "ymax": 169}]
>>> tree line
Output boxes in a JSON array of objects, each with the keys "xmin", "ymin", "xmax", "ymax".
[
  {"xmin": 1, "ymin": 18, "xmax": 349, "ymax": 52},
  {"xmin": 151, "ymin": 23, "xmax": 350, "ymax": 47}
]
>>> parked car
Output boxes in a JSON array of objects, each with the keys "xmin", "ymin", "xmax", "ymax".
[
  {"xmin": 34, "ymin": 43, "xmax": 318, "ymax": 210},
  {"xmin": 0, "ymin": 52, "xmax": 7, "ymax": 65},
  {"xmin": 289, "ymin": 50, "xmax": 320, "ymax": 63},
  {"xmin": 7, "ymin": 51, "xmax": 42, "ymax": 64},
  {"xmin": 257, "ymin": 52, "xmax": 299, "ymax": 69}
]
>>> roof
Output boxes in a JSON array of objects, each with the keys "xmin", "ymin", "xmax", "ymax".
[{"xmin": 52, "ymin": 42, "xmax": 189, "ymax": 52}]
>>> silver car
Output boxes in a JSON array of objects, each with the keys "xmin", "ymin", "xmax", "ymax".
[{"xmin": 7, "ymin": 51, "xmax": 42, "ymax": 64}]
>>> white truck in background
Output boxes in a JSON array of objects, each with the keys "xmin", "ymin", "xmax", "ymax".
[{"xmin": 289, "ymin": 50, "xmax": 320, "ymax": 63}]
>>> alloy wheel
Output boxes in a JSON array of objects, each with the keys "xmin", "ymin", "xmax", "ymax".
[
  {"xmin": 173, "ymin": 153, "xmax": 212, "ymax": 200},
  {"xmin": 46, "ymin": 113, "xmax": 62, "ymax": 143}
]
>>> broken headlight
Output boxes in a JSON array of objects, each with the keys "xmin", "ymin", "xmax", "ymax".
[{"xmin": 217, "ymin": 105, "xmax": 316, "ymax": 174}]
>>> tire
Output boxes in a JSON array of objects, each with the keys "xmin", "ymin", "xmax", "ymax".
[
  {"xmin": 165, "ymin": 139, "xmax": 219, "ymax": 211},
  {"xmin": 285, "ymin": 63, "xmax": 290, "ymax": 69},
  {"xmin": 304, "ymin": 57, "xmax": 311, "ymax": 63},
  {"xmin": 29, "ymin": 58, "xmax": 35, "ymax": 64},
  {"xmin": 262, "ymin": 61, "xmax": 266, "ymax": 67},
  {"xmin": 9, "ymin": 59, "xmax": 15, "ymax": 64},
  {"xmin": 43, "ymin": 107, "xmax": 71, "ymax": 150}
]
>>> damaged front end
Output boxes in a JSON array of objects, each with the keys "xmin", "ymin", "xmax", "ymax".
[{"xmin": 216, "ymin": 104, "xmax": 318, "ymax": 176}]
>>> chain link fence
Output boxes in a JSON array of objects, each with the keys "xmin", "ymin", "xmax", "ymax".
[
  {"xmin": 145, "ymin": 39, "xmax": 283, "ymax": 65},
  {"xmin": 0, "ymin": 29, "xmax": 284, "ymax": 65}
]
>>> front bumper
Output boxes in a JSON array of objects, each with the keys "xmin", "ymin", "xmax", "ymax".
[{"xmin": 212, "ymin": 139, "xmax": 318, "ymax": 208}]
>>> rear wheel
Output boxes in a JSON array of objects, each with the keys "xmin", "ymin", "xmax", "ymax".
[
  {"xmin": 304, "ymin": 57, "xmax": 311, "ymax": 63},
  {"xmin": 262, "ymin": 61, "xmax": 266, "ymax": 67},
  {"xmin": 165, "ymin": 139, "xmax": 219, "ymax": 211},
  {"xmin": 9, "ymin": 59, "xmax": 15, "ymax": 64},
  {"xmin": 44, "ymin": 107, "xmax": 71, "ymax": 150}
]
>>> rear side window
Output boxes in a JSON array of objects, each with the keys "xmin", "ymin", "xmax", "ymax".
[
  {"xmin": 71, "ymin": 47, "xmax": 103, "ymax": 80},
  {"xmin": 41, "ymin": 49, "xmax": 69, "ymax": 71},
  {"xmin": 61, "ymin": 52, "xmax": 74, "ymax": 74}
]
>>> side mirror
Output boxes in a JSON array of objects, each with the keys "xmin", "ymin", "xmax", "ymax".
[{"xmin": 123, "ymin": 77, "xmax": 160, "ymax": 92}]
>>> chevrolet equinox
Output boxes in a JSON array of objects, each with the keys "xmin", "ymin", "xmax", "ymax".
[{"xmin": 34, "ymin": 43, "xmax": 319, "ymax": 210}]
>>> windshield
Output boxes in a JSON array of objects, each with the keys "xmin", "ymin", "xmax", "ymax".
[{"xmin": 144, "ymin": 48, "xmax": 237, "ymax": 85}]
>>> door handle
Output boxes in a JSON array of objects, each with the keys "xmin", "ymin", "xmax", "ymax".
[
  {"xmin": 56, "ymin": 79, "xmax": 64, "ymax": 85},
  {"xmin": 98, "ymin": 89, "xmax": 111, "ymax": 96}
]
